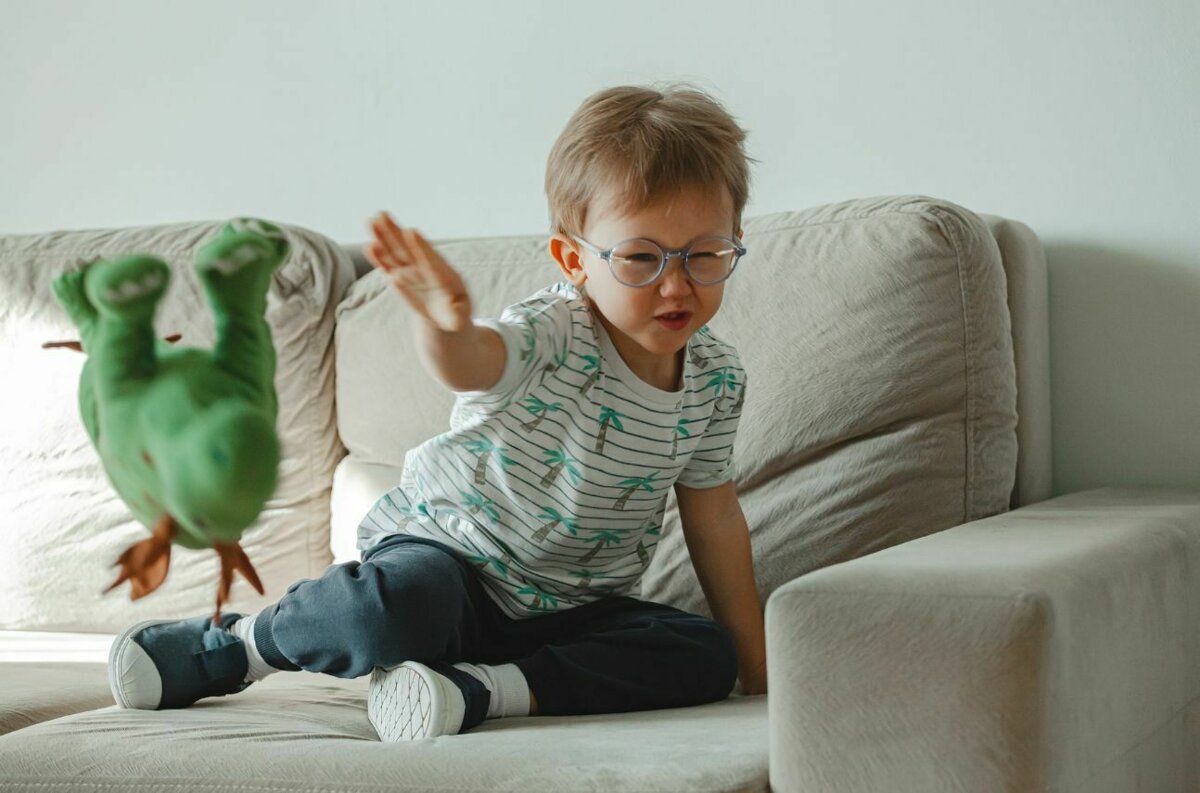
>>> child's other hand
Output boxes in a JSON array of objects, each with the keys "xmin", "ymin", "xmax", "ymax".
[
  {"xmin": 738, "ymin": 657, "xmax": 767, "ymax": 696},
  {"xmin": 364, "ymin": 212, "xmax": 472, "ymax": 333}
]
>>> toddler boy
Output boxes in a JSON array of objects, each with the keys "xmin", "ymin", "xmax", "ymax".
[{"xmin": 108, "ymin": 82, "xmax": 766, "ymax": 742}]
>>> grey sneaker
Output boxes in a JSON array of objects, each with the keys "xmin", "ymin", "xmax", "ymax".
[
  {"xmin": 108, "ymin": 612, "xmax": 250, "ymax": 709},
  {"xmin": 367, "ymin": 661, "xmax": 490, "ymax": 741}
]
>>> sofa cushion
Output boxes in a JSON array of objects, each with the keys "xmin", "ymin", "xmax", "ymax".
[
  {"xmin": 332, "ymin": 196, "xmax": 1018, "ymax": 617},
  {"xmin": 0, "ymin": 670, "xmax": 768, "ymax": 792},
  {"xmin": 0, "ymin": 220, "xmax": 357, "ymax": 632},
  {"xmin": 641, "ymin": 196, "xmax": 1020, "ymax": 616},
  {"xmin": 0, "ymin": 662, "xmax": 112, "ymax": 736}
]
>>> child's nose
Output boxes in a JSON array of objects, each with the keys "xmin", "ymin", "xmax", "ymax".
[{"xmin": 659, "ymin": 260, "xmax": 692, "ymax": 294}]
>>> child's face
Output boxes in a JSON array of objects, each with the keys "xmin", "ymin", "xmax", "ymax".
[{"xmin": 550, "ymin": 183, "xmax": 743, "ymax": 370}]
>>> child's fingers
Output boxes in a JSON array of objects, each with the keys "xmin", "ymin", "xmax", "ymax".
[
  {"xmin": 401, "ymin": 226, "xmax": 440, "ymax": 266},
  {"xmin": 367, "ymin": 212, "xmax": 415, "ymax": 262},
  {"xmin": 363, "ymin": 242, "xmax": 384, "ymax": 271},
  {"xmin": 378, "ymin": 213, "xmax": 418, "ymax": 260},
  {"xmin": 371, "ymin": 217, "xmax": 411, "ymax": 262},
  {"xmin": 402, "ymin": 228, "xmax": 462, "ymax": 289},
  {"xmin": 363, "ymin": 241, "xmax": 398, "ymax": 273},
  {"xmin": 366, "ymin": 214, "xmax": 457, "ymax": 296}
]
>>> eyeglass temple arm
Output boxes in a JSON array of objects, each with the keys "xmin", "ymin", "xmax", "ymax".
[{"xmin": 571, "ymin": 234, "xmax": 745, "ymax": 257}]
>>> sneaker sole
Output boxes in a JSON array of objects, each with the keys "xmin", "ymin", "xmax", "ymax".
[
  {"xmin": 108, "ymin": 618, "xmax": 175, "ymax": 710},
  {"xmin": 367, "ymin": 662, "xmax": 465, "ymax": 742}
]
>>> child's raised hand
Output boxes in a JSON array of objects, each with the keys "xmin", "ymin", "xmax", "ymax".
[{"xmin": 364, "ymin": 212, "xmax": 473, "ymax": 333}]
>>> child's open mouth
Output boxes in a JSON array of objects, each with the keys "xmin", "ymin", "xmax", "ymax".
[{"xmin": 654, "ymin": 311, "xmax": 691, "ymax": 330}]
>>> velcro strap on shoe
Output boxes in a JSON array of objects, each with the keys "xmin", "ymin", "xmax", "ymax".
[
  {"xmin": 195, "ymin": 642, "xmax": 248, "ymax": 691},
  {"xmin": 433, "ymin": 662, "xmax": 491, "ymax": 731}
]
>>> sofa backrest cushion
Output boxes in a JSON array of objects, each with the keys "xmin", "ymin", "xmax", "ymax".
[
  {"xmin": 0, "ymin": 220, "xmax": 355, "ymax": 632},
  {"xmin": 332, "ymin": 195, "xmax": 1019, "ymax": 618}
]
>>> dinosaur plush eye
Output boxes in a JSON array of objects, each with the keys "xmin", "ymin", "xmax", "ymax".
[{"xmin": 194, "ymin": 517, "xmax": 209, "ymax": 531}]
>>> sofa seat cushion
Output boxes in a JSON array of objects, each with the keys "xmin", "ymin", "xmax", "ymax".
[
  {"xmin": 0, "ymin": 662, "xmax": 111, "ymax": 736},
  {"xmin": 0, "ymin": 670, "xmax": 768, "ymax": 792}
]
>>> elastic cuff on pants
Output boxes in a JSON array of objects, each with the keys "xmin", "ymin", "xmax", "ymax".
[
  {"xmin": 510, "ymin": 656, "xmax": 554, "ymax": 715},
  {"xmin": 254, "ymin": 603, "xmax": 301, "ymax": 671}
]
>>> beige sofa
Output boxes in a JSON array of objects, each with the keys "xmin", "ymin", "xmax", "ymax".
[{"xmin": 1, "ymin": 196, "xmax": 1196, "ymax": 792}]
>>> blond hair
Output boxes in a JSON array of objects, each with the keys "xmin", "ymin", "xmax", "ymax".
[{"xmin": 545, "ymin": 82, "xmax": 756, "ymax": 239}]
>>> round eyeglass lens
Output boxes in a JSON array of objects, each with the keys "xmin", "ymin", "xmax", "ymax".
[
  {"xmin": 609, "ymin": 239, "xmax": 664, "ymax": 286},
  {"xmin": 685, "ymin": 237, "xmax": 738, "ymax": 283}
]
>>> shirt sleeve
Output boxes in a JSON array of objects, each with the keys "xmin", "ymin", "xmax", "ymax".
[
  {"xmin": 450, "ymin": 294, "xmax": 575, "ymax": 414},
  {"xmin": 675, "ymin": 362, "xmax": 747, "ymax": 489}
]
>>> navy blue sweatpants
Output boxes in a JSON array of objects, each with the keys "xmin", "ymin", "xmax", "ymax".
[{"xmin": 250, "ymin": 533, "xmax": 739, "ymax": 716}]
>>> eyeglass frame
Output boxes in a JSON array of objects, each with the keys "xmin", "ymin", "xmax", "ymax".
[{"xmin": 568, "ymin": 233, "xmax": 747, "ymax": 287}]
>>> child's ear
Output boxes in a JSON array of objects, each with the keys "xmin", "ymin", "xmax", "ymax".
[{"xmin": 548, "ymin": 234, "xmax": 587, "ymax": 287}]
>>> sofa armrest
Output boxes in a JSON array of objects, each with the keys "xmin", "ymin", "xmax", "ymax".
[{"xmin": 764, "ymin": 486, "xmax": 1200, "ymax": 793}]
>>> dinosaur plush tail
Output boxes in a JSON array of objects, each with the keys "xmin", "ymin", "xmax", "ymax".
[
  {"xmin": 105, "ymin": 514, "xmax": 176, "ymax": 600},
  {"xmin": 212, "ymin": 542, "xmax": 264, "ymax": 626}
]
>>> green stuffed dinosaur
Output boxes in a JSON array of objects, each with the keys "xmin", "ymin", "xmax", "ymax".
[{"xmin": 45, "ymin": 218, "xmax": 289, "ymax": 625}]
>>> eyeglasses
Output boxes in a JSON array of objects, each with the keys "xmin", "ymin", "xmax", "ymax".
[{"xmin": 569, "ymin": 234, "xmax": 746, "ymax": 288}]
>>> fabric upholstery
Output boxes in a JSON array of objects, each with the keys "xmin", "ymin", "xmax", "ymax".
[
  {"xmin": 0, "ymin": 221, "xmax": 357, "ymax": 631},
  {"xmin": 0, "ymin": 668, "xmax": 769, "ymax": 792},
  {"xmin": 979, "ymin": 214, "xmax": 1052, "ymax": 508},
  {"xmin": 0, "ymin": 662, "xmax": 111, "ymax": 735},
  {"xmin": 16, "ymin": 199, "xmax": 1181, "ymax": 793},
  {"xmin": 766, "ymin": 486, "xmax": 1200, "ymax": 792}
]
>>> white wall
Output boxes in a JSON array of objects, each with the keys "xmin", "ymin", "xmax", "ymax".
[{"xmin": 3, "ymin": 0, "xmax": 1197, "ymax": 497}]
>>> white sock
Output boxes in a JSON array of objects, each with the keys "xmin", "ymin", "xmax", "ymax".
[
  {"xmin": 229, "ymin": 613, "xmax": 278, "ymax": 683},
  {"xmin": 452, "ymin": 662, "xmax": 531, "ymax": 718}
]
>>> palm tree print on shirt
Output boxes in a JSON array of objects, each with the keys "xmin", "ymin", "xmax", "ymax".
[
  {"xmin": 466, "ymin": 553, "xmax": 509, "ymax": 578},
  {"xmin": 671, "ymin": 418, "xmax": 692, "ymax": 460},
  {"xmin": 396, "ymin": 500, "xmax": 432, "ymax": 519},
  {"xmin": 636, "ymin": 538, "xmax": 650, "ymax": 566},
  {"xmin": 521, "ymin": 396, "xmax": 563, "ymax": 432},
  {"xmin": 578, "ymin": 530, "xmax": 623, "ymax": 565},
  {"xmin": 579, "ymin": 354, "xmax": 600, "ymax": 394},
  {"xmin": 703, "ymin": 369, "xmax": 739, "ymax": 398},
  {"xmin": 533, "ymin": 507, "xmax": 579, "ymax": 542},
  {"xmin": 463, "ymin": 437, "xmax": 515, "ymax": 486},
  {"xmin": 540, "ymin": 448, "xmax": 582, "ymax": 487},
  {"xmin": 494, "ymin": 538, "xmax": 518, "ymax": 569},
  {"xmin": 568, "ymin": 568, "xmax": 622, "ymax": 591},
  {"xmin": 460, "ymin": 488, "xmax": 500, "ymax": 523},
  {"xmin": 518, "ymin": 585, "xmax": 558, "ymax": 611},
  {"xmin": 544, "ymin": 346, "xmax": 568, "ymax": 373},
  {"xmin": 595, "ymin": 406, "xmax": 626, "ymax": 453},
  {"xmin": 614, "ymin": 471, "xmax": 659, "ymax": 510}
]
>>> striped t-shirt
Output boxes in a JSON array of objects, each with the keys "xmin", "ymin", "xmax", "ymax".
[{"xmin": 356, "ymin": 280, "xmax": 747, "ymax": 619}]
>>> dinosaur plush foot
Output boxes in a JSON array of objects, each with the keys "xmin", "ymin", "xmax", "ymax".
[
  {"xmin": 212, "ymin": 541, "xmax": 264, "ymax": 626},
  {"xmin": 85, "ymin": 255, "xmax": 170, "ymax": 321},
  {"xmin": 195, "ymin": 219, "xmax": 288, "ymax": 315},
  {"xmin": 105, "ymin": 514, "xmax": 176, "ymax": 600}
]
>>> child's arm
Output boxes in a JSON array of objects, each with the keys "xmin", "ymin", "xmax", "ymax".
[
  {"xmin": 675, "ymin": 479, "xmax": 768, "ymax": 695},
  {"xmin": 365, "ymin": 211, "xmax": 505, "ymax": 392}
]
